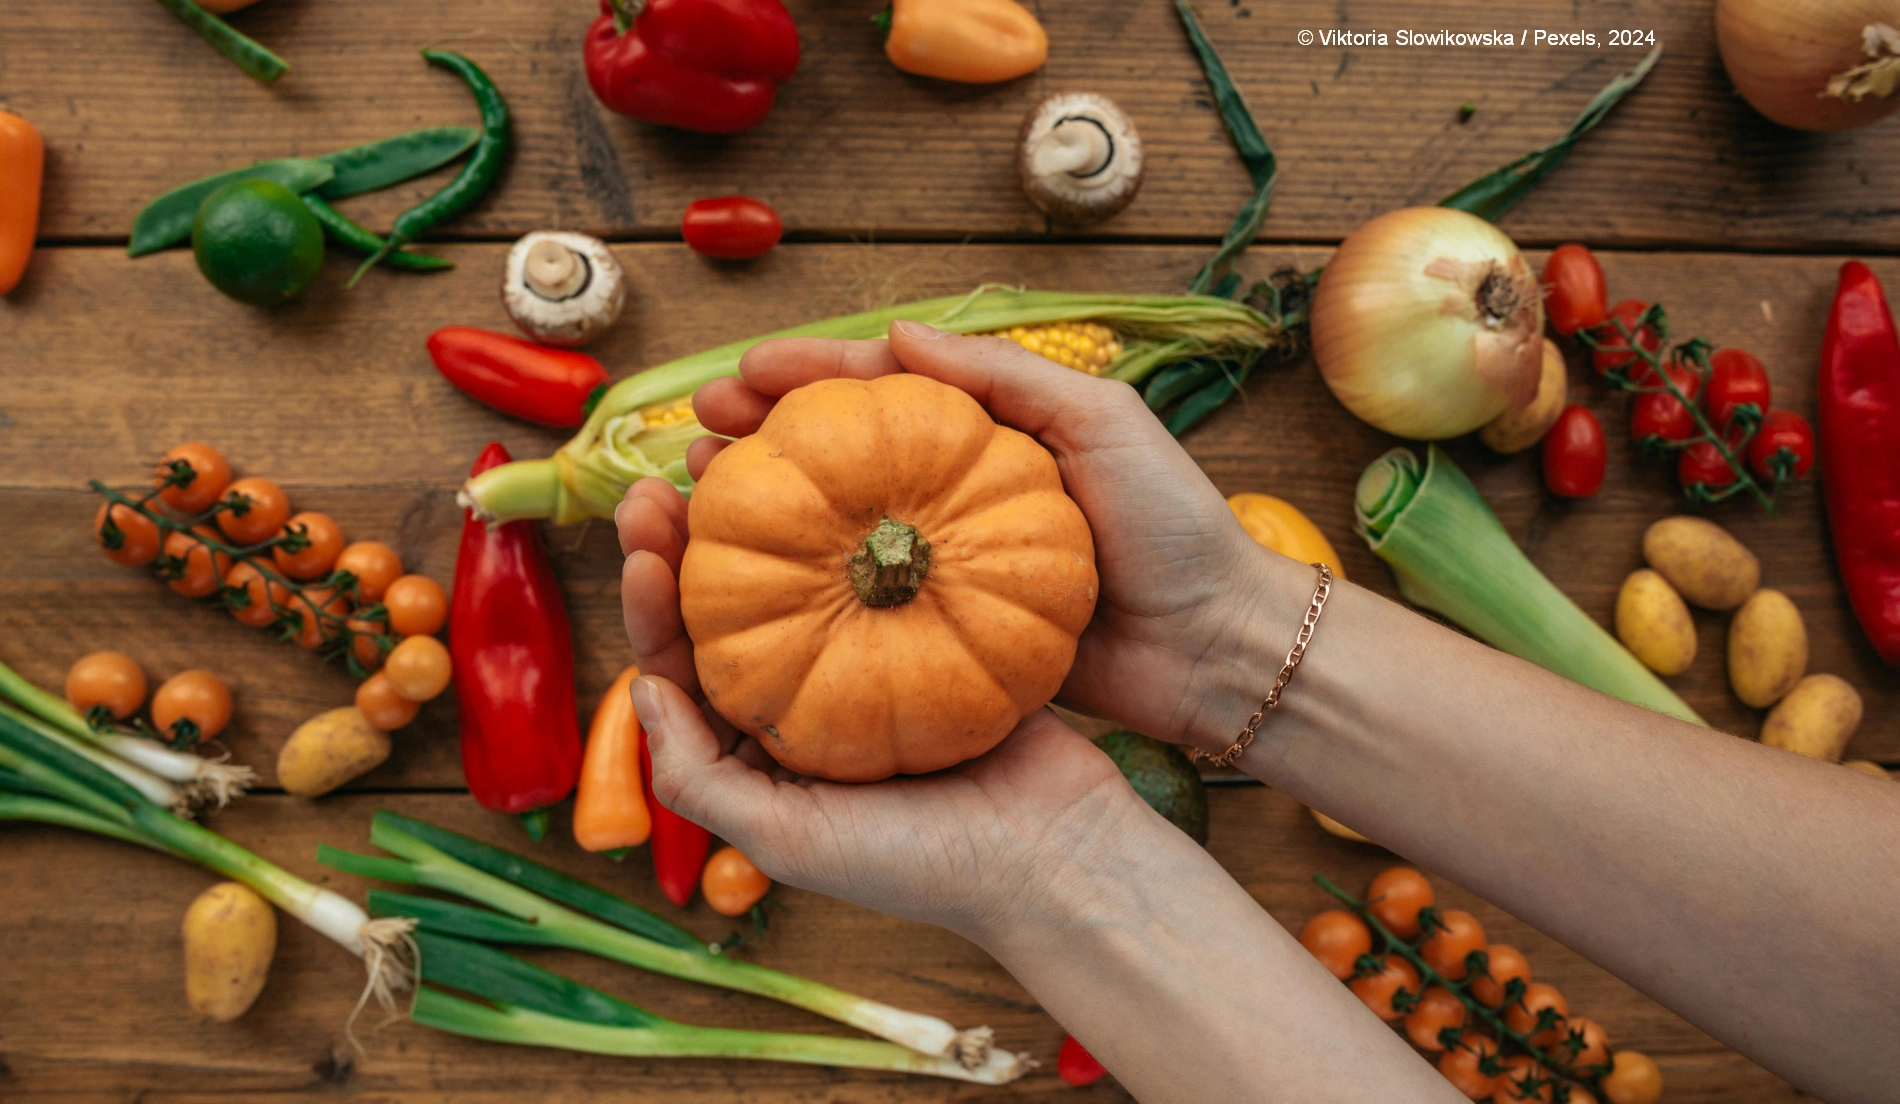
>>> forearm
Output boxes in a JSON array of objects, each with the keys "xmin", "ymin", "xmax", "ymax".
[
  {"xmin": 1201, "ymin": 546, "xmax": 1900, "ymax": 1100},
  {"xmin": 969, "ymin": 791, "xmax": 1455, "ymax": 1104}
]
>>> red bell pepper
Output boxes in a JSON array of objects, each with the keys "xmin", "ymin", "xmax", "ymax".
[
  {"xmin": 452, "ymin": 443, "xmax": 583, "ymax": 818},
  {"xmin": 583, "ymin": 0, "xmax": 800, "ymax": 136},
  {"xmin": 1057, "ymin": 1034, "xmax": 1107, "ymax": 1086},
  {"xmin": 428, "ymin": 327, "xmax": 609, "ymax": 428},
  {"xmin": 640, "ymin": 722, "xmax": 711, "ymax": 907},
  {"xmin": 1821, "ymin": 261, "xmax": 1900, "ymax": 667}
]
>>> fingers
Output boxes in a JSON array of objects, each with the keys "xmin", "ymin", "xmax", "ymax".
[
  {"xmin": 634, "ymin": 674, "xmax": 785, "ymax": 843},
  {"xmin": 738, "ymin": 337, "xmax": 901, "ymax": 396},
  {"xmin": 620, "ymin": 550, "xmax": 699, "ymax": 695},
  {"xmin": 685, "ymin": 436, "xmax": 728, "ymax": 482},
  {"xmin": 693, "ymin": 376, "xmax": 777, "ymax": 439},
  {"xmin": 615, "ymin": 488, "xmax": 686, "ymax": 572}
]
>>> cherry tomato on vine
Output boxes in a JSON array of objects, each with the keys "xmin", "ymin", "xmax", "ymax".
[
  {"xmin": 1470, "ymin": 943, "xmax": 1532, "ymax": 1007},
  {"xmin": 1590, "ymin": 300, "xmax": 1661, "ymax": 380},
  {"xmin": 1705, "ymin": 347, "xmax": 1771, "ymax": 431},
  {"xmin": 1677, "ymin": 440, "xmax": 1740, "ymax": 495},
  {"xmin": 95, "ymin": 502, "xmax": 161, "ymax": 566},
  {"xmin": 1542, "ymin": 244, "xmax": 1608, "ymax": 337},
  {"xmin": 1491, "ymin": 1055, "xmax": 1554, "ymax": 1104},
  {"xmin": 702, "ymin": 846, "xmax": 772, "ymax": 916},
  {"xmin": 152, "ymin": 669, "xmax": 233, "ymax": 744},
  {"xmin": 273, "ymin": 511, "xmax": 345, "ymax": 581},
  {"xmin": 164, "ymin": 526, "xmax": 232, "ymax": 598},
  {"xmin": 335, "ymin": 540, "xmax": 404, "ymax": 602},
  {"xmin": 1629, "ymin": 382, "xmax": 1699, "ymax": 450},
  {"xmin": 1403, "ymin": 985, "xmax": 1468, "ymax": 1051},
  {"xmin": 385, "ymin": 634, "xmax": 453, "ymax": 702},
  {"xmin": 223, "ymin": 562, "xmax": 279, "ymax": 627},
  {"xmin": 1542, "ymin": 406, "xmax": 1606, "ymax": 498},
  {"xmin": 348, "ymin": 614, "xmax": 388, "ymax": 671},
  {"xmin": 1367, "ymin": 866, "xmax": 1434, "ymax": 939},
  {"xmin": 1439, "ymin": 1033, "xmax": 1502, "ymax": 1100},
  {"xmin": 1347, "ymin": 954, "xmax": 1420, "ymax": 1021},
  {"xmin": 1503, "ymin": 981, "xmax": 1570, "ymax": 1047},
  {"xmin": 1057, "ymin": 1034, "xmax": 1108, "ymax": 1087},
  {"xmin": 287, "ymin": 586, "xmax": 349, "ymax": 650},
  {"xmin": 66, "ymin": 651, "xmax": 147, "ymax": 720},
  {"xmin": 154, "ymin": 442, "xmax": 233, "ymax": 515},
  {"xmin": 682, "ymin": 196, "xmax": 782, "ymax": 260},
  {"xmin": 1565, "ymin": 1088, "xmax": 1601, "ymax": 1104},
  {"xmin": 1550, "ymin": 1016, "xmax": 1610, "ymax": 1075},
  {"xmin": 1599, "ymin": 1050, "xmax": 1663, "ymax": 1104},
  {"xmin": 355, "ymin": 671, "xmax": 420, "ymax": 731},
  {"xmin": 1420, "ymin": 908, "xmax": 1487, "ymax": 980},
  {"xmin": 1746, "ymin": 410, "xmax": 1814, "ymax": 481},
  {"xmin": 384, "ymin": 574, "xmax": 449, "ymax": 637},
  {"xmin": 216, "ymin": 477, "xmax": 291, "ymax": 545},
  {"xmin": 1299, "ymin": 909, "xmax": 1373, "ymax": 979}
]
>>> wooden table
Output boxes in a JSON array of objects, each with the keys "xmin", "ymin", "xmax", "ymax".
[{"xmin": 4, "ymin": 2, "xmax": 1893, "ymax": 1099}]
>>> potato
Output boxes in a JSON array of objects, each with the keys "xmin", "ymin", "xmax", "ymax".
[
  {"xmin": 277, "ymin": 706, "xmax": 390, "ymax": 797},
  {"xmin": 1759, "ymin": 674, "xmax": 1862, "ymax": 762},
  {"xmin": 1479, "ymin": 339, "xmax": 1567, "ymax": 454},
  {"xmin": 1613, "ymin": 569, "xmax": 1697, "ymax": 676},
  {"xmin": 183, "ymin": 882, "xmax": 276, "ymax": 1022},
  {"xmin": 1727, "ymin": 588, "xmax": 1808, "ymax": 708},
  {"xmin": 1843, "ymin": 759, "xmax": 1893, "ymax": 780},
  {"xmin": 1642, "ymin": 516, "xmax": 1760, "ymax": 610}
]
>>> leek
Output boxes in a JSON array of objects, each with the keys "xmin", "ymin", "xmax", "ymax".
[{"xmin": 1355, "ymin": 447, "xmax": 1703, "ymax": 725}]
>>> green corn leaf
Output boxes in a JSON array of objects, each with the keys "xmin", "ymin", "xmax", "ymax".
[
  {"xmin": 1178, "ymin": 0, "xmax": 1278, "ymax": 296},
  {"xmin": 1143, "ymin": 360, "xmax": 1224, "ymax": 412}
]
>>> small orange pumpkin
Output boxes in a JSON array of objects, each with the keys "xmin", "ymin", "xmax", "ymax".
[{"xmin": 679, "ymin": 374, "xmax": 1098, "ymax": 782}]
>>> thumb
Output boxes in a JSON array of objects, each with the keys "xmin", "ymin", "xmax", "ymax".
[{"xmin": 630, "ymin": 674, "xmax": 783, "ymax": 844}]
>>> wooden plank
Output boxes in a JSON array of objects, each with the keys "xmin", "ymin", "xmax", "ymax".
[
  {"xmin": 8, "ymin": 1, "xmax": 1900, "ymax": 250},
  {"xmin": 0, "ymin": 790, "xmax": 1796, "ymax": 1101},
  {"xmin": 2, "ymin": 242, "xmax": 1894, "ymax": 791}
]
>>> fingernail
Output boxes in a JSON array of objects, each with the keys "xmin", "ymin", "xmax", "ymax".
[
  {"xmin": 629, "ymin": 676, "xmax": 665, "ymax": 751},
  {"xmin": 892, "ymin": 319, "xmax": 942, "ymax": 340}
]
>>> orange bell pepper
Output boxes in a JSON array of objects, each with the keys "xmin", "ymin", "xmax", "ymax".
[
  {"xmin": 882, "ymin": 0, "xmax": 1047, "ymax": 84},
  {"xmin": 572, "ymin": 665, "xmax": 652, "ymax": 852},
  {"xmin": 0, "ymin": 110, "xmax": 44, "ymax": 296},
  {"xmin": 1227, "ymin": 493, "xmax": 1347, "ymax": 578}
]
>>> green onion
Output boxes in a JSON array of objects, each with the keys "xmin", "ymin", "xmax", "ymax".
[
  {"xmin": 1355, "ymin": 447, "xmax": 1703, "ymax": 725},
  {"xmin": 408, "ymin": 932, "xmax": 1027, "ymax": 1083},
  {"xmin": 460, "ymin": 287, "xmax": 1281, "ymax": 524},
  {"xmin": 0, "ymin": 700, "xmax": 184, "ymax": 811}
]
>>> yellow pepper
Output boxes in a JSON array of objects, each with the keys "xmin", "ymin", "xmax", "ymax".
[
  {"xmin": 1226, "ymin": 493, "xmax": 1347, "ymax": 578},
  {"xmin": 882, "ymin": 0, "xmax": 1048, "ymax": 84}
]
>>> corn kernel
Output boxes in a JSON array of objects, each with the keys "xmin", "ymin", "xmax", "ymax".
[
  {"xmin": 981, "ymin": 320, "xmax": 1124, "ymax": 376},
  {"xmin": 639, "ymin": 397, "xmax": 698, "ymax": 427}
]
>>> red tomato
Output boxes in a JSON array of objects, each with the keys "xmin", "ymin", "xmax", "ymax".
[
  {"xmin": 1057, "ymin": 1034, "xmax": 1107, "ymax": 1087},
  {"xmin": 682, "ymin": 196, "xmax": 782, "ymax": 260},
  {"xmin": 1677, "ymin": 440, "xmax": 1740, "ymax": 493},
  {"xmin": 1746, "ymin": 410, "xmax": 1814, "ymax": 481},
  {"xmin": 1591, "ymin": 300, "xmax": 1661, "ymax": 380},
  {"xmin": 1542, "ymin": 406, "xmax": 1606, "ymax": 498},
  {"xmin": 1705, "ymin": 347, "xmax": 1772, "ymax": 431},
  {"xmin": 1629, "ymin": 359, "xmax": 1702, "ymax": 450},
  {"xmin": 1542, "ymin": 244, "xmax": 1608, "ymax": 337}
]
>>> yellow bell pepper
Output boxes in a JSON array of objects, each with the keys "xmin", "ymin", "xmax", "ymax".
[
  {"xmin": 882, "ymin": 0, "xmax": 1048, "ymax": 84},
  {"xmin": 1227, "ymin": 493, "xmax": 1347, "ymax": 578}
]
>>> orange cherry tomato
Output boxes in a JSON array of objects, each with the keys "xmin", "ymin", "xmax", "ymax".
[
  {"xmin": 95, "ymin": 502, "xmax": 161, "ymax": 566},
  {"xmin": 1491, "ymin": 1056, "xmax": 1553, "ymax": 1104},
  {"xmin": 1421, "ymin": 908, "xmax": 1487, "ymax": 981},
  {"xmin": 335, "ymin": 540, "xmax": 404, "ymax": 602},
  {"xmin": 701, "ymin": 846, "xmax": 772, "ymax": 916},
  {"xmin": 1471, "ymin": 943, "xmax": 1533, "ymax": 1007},
  {"xmin": 1599, "ymin": 1051, "xmax": 1663, "ymax": 1104},
  {"xmin": 384, "ymin": 634, "xmax": 452, "ymax": 702},
  {"xmin": 1368, "ymin": 866, "xmax": 1434, "ymax": 939},
  {"xmin": 384, "ymin": 574, "xmax": 448, "ymax": 637},
  {"xmin": 1550, "ymin": 1017, "xmax": 1610, "ymax": 1076},
  {"xmin": 1565, "ymin": 1087, "xmax": 1599, "ymax": 1104},
  {"xmin": 355, "ymin": 672, "xmax": 421, "ymax": 731},
  {"xmin": 1347, "ymin": 954, "xmax": 1419, "ymax": 1021},
  {"xmin": 154, "ymin": 443, "xmax": 232, "ymax": 514},
  {"xmin": 217, "ymin": 477, "xmax": 291, "ymax": 545},
  {"xmin": 272, "ymin": 511, "xmax": 345, "ymax": 580},
  {"xmin": 348, "ymin": 615, "xmax": 388, "ymax": 670},
  {"xmin": 1504, "ymin": 982, "xmax": 1570, "ymax": 1048},
  {"xmin": 151, "ymin": 669, "xmax": 233, "ymax": 744},
  {"xmin": 222, "ymin": 562, "xmax": 279, "ymax": 627},
  {"xmin": 163, "ymin": 526, "xmax": 232, "ymax": 598},
  {"xmin": 286, "ymin": 586, "xmax": 348, "ymax": 650},
  {"xmin": 66, "ymin": 651, "xmax": 147, "ymax": 720},
  {"xmin": 1404, "ymin": 985, "xmax": 1469, "ymax": 1051},
  {"xmin": 1438, "ymin": 1033, "xmax": 1501, "ymax": 1100},
  {"xmin": 1299, "ymin": 909, "xmax": 1373, "ymax": 979}
]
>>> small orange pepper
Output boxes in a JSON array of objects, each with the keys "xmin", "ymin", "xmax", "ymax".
[
  {"xmin": 882, "ymin": 0, "xmax": 1047, "ymax": 85},
  {"xmin": 0, "ymin": 110, "xmax": 44, "ymax": 296},
  {"xmin": 1227, "ymin": 493, "xmax": 1347, "ymax": 578},
  {"xmin": 701, "ymin": 845, "xmax": 771, "ymax": 917},
  {"xmin": 573, "ymin": 665, "xmax": 652, "ymax": 852}
]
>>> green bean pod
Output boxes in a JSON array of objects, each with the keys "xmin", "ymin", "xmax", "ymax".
[
  {"xmin": 302, "ymin": 195, "xmax": 454, "ymax": 272},
  {"xmin": 150, "ymin": 0, "xmax": 288, "ymax": 82}
]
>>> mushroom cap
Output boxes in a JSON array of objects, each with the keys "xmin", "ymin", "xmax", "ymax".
[
  {"xmin": 502, "ymin": 231, "xmax": 627, "ymax": 348},
  {"xmin": 1017, "ymin": 92, "xmax": 1145, "ymax": 225}
]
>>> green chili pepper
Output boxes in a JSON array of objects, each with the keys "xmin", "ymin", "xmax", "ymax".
[
  {"xmin": 150, "ymin": 0, "xmax": 289, "ymax": 83},
  {"xmin": 301, "ymin": 195, "xmax": 454, "ymax": 272},
  {"xmin": 315, "ymin": 126, "xmax": 481, "ymax": 200},
  {"xmin": 129, "ymin": 159, "xmax": 335, "ymax": 257},
  {"xmin": 348, "ymin": 50, "xmax": 510, "ymax": 288}
]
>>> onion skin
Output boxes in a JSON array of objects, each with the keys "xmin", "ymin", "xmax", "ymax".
[
  {"xmin": 1312, "ymin": 207, "xmax": 1544, "ymax": 441},
  {"xmin": 1717, "ymin": 0, "xmax": 1900, "ymax": 132}
]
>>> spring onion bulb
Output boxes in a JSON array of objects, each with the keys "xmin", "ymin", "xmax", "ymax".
[
  {"xmin": 1716, "ymin": 0, "xmax": 1900, "ymax": 132},
  {"xmin": 1356, "ymin": 447, "xmax": 1703, "ymax": 725},
  {"xmin": 0, "ymin": 700, "xmax": 185, "ymax": 810},
  {"xmin": 1311, "ymin": 208, "xmax": 1544, "ymax": 440}
]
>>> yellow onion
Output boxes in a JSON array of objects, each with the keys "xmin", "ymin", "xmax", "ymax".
[
  {"xmin": 1717, "ymin": 0, "xmax": 1900, "ymax": 132},
  {"xmin": 1311, "ymin": 207, "xmax": 1543, "ymax": 441}
]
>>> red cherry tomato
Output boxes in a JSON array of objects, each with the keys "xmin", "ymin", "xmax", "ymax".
[
  {"xmin": 682, "ymin": 196, "xmax": 782, "ymax": 260},
  {"xmin": 1746, "ymin": 410, "xmax": 1814, "ymax": 482},
  {"xmin": 1542, "ymin": 406, "xmax": 1606, "ymax": 498},
  {"xmin": 1542, "ymin": 244, "xmax": 1608, "ymax": 337},
  {"xmin": 1057, "ymin": 1034, "xmax": 1107, "ymax": 1086},
  {"xmin": 1678, "ymin": 440, "xmax": 1740, "ymax": 493},
  {"xmin": 1705, "ymin": 347, "xmax": 1772, "ymax": 431},
  {"xmin": 1590, "ymin": 300, "xmax": 1662, "ymax": 381},
  {"xmin": 1629, "ymin": 358, "xmax": 1702, "ymax": 450}
]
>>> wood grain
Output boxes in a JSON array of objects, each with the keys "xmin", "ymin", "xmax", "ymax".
[
  {"xmin": 8, "ymin": 0, "xmax": 1900, "ymax": 250},
  {"xmin": 0, "ymin": 790, "xmax": 1797, "ymax": 1101}
]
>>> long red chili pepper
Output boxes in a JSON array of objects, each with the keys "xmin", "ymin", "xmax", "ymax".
[
  {"xmin": 583, "ymin": 0, "xmax": 800, "ymax": 135},
  {"xmin": 1820, "ymin": 261, "xmax": 1900, "ymax": 667},
  {"xmin": 428, "ymin": 327, "xmax": 609, "ymax": 428},
  {"xmin": 640, "ymin": 722, "xmax": 711, "ymax": 907},
  {"xmin": 451, "ymin": 443, "xmax": 583, "ymax": 821}
]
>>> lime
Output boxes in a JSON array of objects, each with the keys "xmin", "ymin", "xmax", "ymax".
[{"xmin": 191, "ymin": 179, "xmax": 325, "ymax": 306}]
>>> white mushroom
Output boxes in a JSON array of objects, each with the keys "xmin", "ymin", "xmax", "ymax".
[
  {"xmin": 501, "ymin": 231, "xmax": 626, "ymax": 348},
  {"xmin": 1017, "ymin": 93, "xmax": 1144, "ymax": 225}
]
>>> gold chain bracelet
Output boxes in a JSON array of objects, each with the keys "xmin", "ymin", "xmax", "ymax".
[{"xmin": 1191, "ymin": 562, "xmax": 1333, "ymax": 768}]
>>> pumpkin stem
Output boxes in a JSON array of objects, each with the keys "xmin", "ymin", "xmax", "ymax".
[{"xmin": 848, "ymin": 518, "xmax": 930, "ymax": 608}]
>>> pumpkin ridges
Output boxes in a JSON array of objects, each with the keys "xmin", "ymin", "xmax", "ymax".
[
  {"xmin": 688, "ymin": 435, "xmax": 860, "ymax": 558},
  {"xmin": 907, "ymin": 418, "xmax": 1066, "ymax": 535},
  {"xmin": 678, "ymin": 540, "xmax": 847, "ymax": 638},
  {"xmin": 922, "ymin": 579, "xmax": 1087, "ymax": 716}
]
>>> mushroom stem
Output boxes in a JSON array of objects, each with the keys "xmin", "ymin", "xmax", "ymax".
[
  {"xmin": 1030, "ymin": 119, "xmax": 1111, "ymax": 178},
  {"xmin": 524, "ymin": 239, "xmax": 589, "ymax": 300}
]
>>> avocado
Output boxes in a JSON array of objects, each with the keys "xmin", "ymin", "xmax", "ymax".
[{"xmin": 1092, "ymin": 730, "xmax": 1209, "ymax": 845}]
